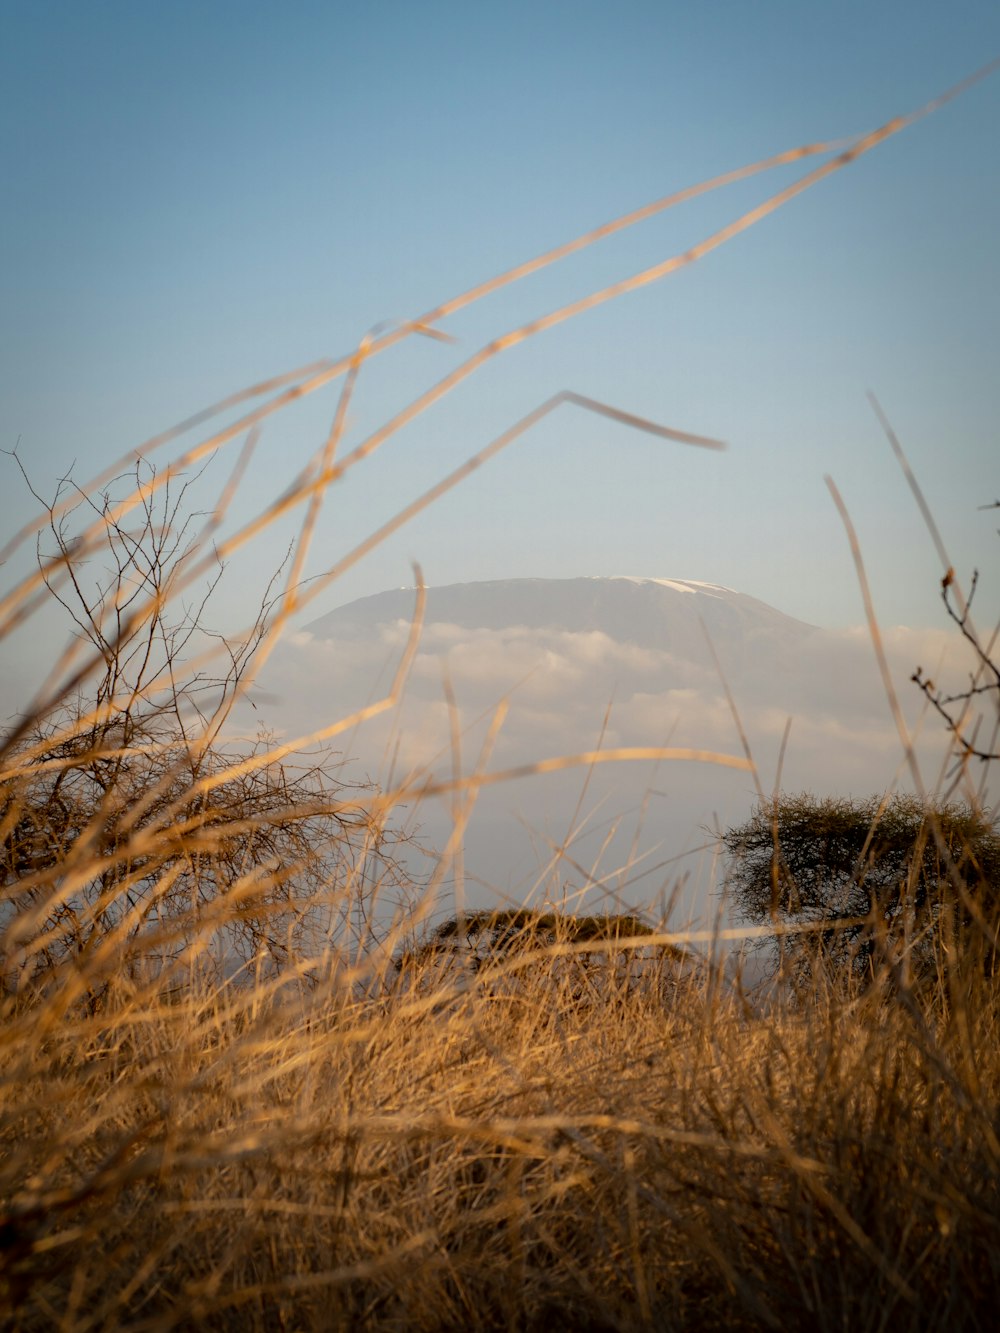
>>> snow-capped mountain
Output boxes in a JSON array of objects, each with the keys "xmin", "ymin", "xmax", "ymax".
[
  {"xmin": 247, "ymin": 576, "xmax": 956, "ymax": 911},
  {"xmin": 305, "ymin": 575, "xmax": 814, "ymax": 643},
  {"xmin": 305, "ymin": 576, "xmax": 816, "ymax": 681}
]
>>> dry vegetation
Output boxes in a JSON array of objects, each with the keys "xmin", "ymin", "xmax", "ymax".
[{"xmin": 3, "ymin": 72, "xmax": 1000, "ymax": 1330}]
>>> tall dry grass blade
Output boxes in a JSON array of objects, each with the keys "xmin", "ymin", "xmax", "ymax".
[
  {"xmin": 826, "ymin": 475, "xmax": 923, "ymax": 796},
  {"xmin": 7, "ymin": 65, "xmax": 985, "ymax": 646},
  {"xmin": 0, "ymin": 143, "xmax": 849, "ymax": 600},
  {"xmin": 283, "ymin": 390, "xmax": 724, "ymax": 632}
]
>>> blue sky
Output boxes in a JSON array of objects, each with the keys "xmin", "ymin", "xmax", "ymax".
[{"xmin": 2, "ymin": 0, "xmax": 999, "ymax": 652}]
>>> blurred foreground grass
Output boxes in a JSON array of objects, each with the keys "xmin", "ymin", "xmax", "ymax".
[
  {"xmin": 2, "ymin": 72, "xmax": 999, "ymax": 1329},
  {"xmin": 3, "ymin": 918, "xmax": 999, "ymax": 1329}
]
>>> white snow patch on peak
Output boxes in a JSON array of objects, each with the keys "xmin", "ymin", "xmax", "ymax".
[{"xmin": 601, "ymin": 576, "xmax": 736, "ymax": 597}]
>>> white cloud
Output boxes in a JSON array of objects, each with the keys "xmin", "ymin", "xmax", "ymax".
[{"xmin": 233, "ymin": 607, "xmax": 993, "ymax": 918}]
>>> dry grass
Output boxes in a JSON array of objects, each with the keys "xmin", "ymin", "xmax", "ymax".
[
  {"xmin": 3, "ymin": 947, "xmax": 999, "ymax": 1330},
  {"xmin": 3, "ymin": 69, "xmax": 1000, "ymax": 1330}
]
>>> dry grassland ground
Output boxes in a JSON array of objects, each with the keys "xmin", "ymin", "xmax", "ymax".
[{"xmin": 3, "ymin": 945, "xmax": 1000, "ymax": 1330}]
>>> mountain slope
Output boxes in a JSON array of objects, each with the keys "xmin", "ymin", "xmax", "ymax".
[{"xmin": 305, "ymin": 576, "xmax": 817, "ymax": 677}]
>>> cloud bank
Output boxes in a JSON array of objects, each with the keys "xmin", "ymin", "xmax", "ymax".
[{"xmin": 234, "ymin": 580, "xmax": 991, "ymax": 921}]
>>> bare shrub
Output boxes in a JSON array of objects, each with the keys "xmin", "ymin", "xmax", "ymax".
[{"xmin": 0, "ymin": 460, "xmax": 414, "ymax": 1009}]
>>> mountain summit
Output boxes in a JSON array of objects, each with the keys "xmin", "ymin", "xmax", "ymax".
[{"xmin": 304, "ymin": 576, "xmax": 816, "ymax": 674}]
